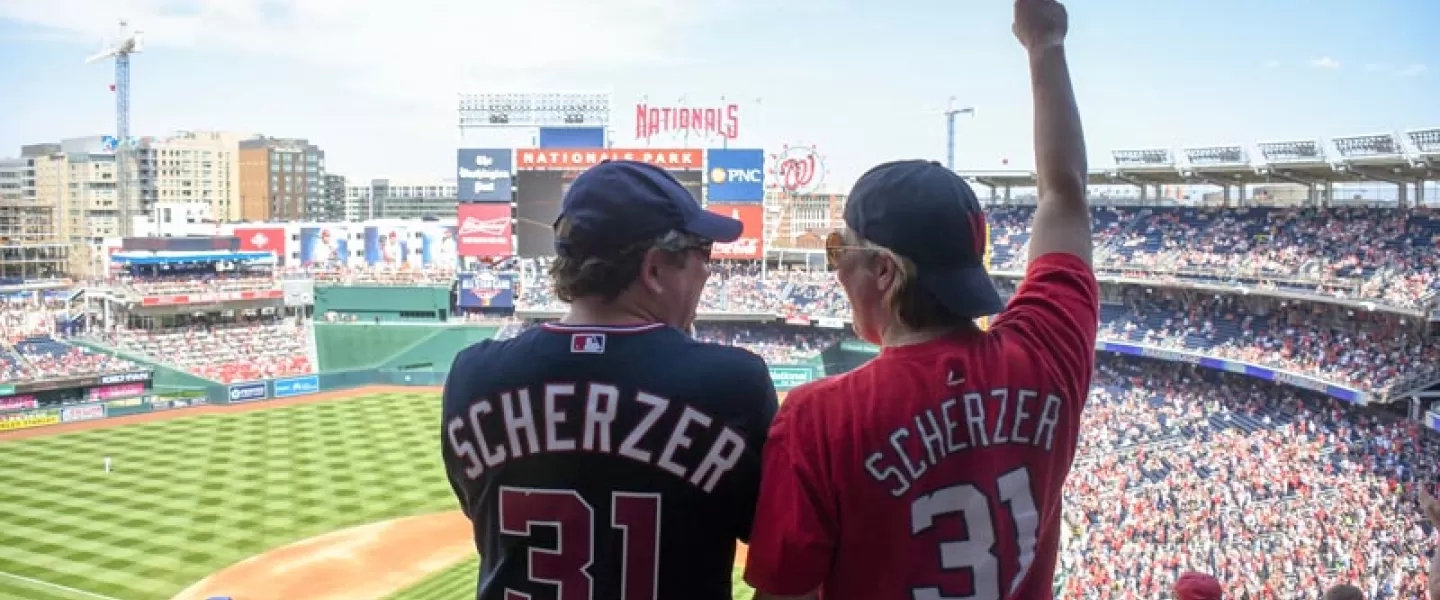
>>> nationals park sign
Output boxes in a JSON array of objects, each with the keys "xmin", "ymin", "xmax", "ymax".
[{"xmin": 635, "ymin": 103, "xmax": 740, "ymax": 142}]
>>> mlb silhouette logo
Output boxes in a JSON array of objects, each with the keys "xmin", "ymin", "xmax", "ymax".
[{"xmin": 571, "ymin": 334, "xmax": 606, "ymax": 354}]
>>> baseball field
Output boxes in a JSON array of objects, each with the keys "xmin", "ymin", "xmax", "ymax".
[{"xmin": 0, "ymin": 386, "xmax": 761, "ymax": 600}]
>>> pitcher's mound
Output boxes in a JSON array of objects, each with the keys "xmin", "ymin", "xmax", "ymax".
[{"xmin": 170, "ymin": 512, "xmax": 474, "ymax": 600}]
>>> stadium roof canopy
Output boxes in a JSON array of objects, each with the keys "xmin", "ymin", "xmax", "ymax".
[
  {"xmin": 958, "ymin": 128, "xmax": 1440, "ymax": 190},
  {"xmin": 110, "ymin": 251, "xmax": 276, "ymax": 265}
]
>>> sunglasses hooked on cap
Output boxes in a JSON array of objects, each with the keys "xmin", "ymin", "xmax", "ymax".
[{"xmin": 842, "ymin": 159, "xmax": 1003, "ymax": 319}]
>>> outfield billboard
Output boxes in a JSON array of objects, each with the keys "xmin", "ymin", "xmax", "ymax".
[
  {"xmin": 0, "ymin": 409, "xmax": 59, "ymax": 431},
  {"xmin": 227, "ymin": 381, "xmax": 268, "ymax": 403},
  {"xmin": 515, "ymin": 148, "xmax": 703, "ymax": 171},
  {"xmin": 235, "ymin": 226, "xmax": 288, "ymax": 264},
  {"xmin": 60, "ymin": 404, "xmax": 106, "ymax": 423},
  {"xmin": 706, "ymin": 204, "xmax": 764, "ymax": 259},
  {"xmin": 0, "ymin": 395, "xmax": 38, "ymax": 411},
  {"xmin": 459, "ymin": 271, "xmax": 516, "ymax": 309},
  {"xmin": 705, "ymin": 149, "xmax": 765, "ymax": 202},
  {"xmin": 515, "ymin": 167, "xmax": 702, "ymax": 257},
  {"xmin": 768, "ymin": 365, "xmax": 817, "ymax": 390},
  {"xmin": 300, "ymin": 225, "xmax": 353, "ymax": 266},
  {"xmin": 456, "ymin": 203, "xmax": 513, "ymax": 258},
  {"xmin": 273, "ymin": 375, "xmax": 320, "ymax": 399},
  {"xmin": 457, "ymin": 149, "xmax": 514, "ymax": 202}
]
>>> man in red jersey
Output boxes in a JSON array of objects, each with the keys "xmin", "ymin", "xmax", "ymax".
[{"xmin": 743, "ymin": 0, "xmax": 1095, "ymax": 599}]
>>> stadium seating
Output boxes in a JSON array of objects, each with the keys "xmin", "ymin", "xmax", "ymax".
[
  {"xmin": 0, "ymin": 303, "xmax": 138, "ymax": 384},
  {"xmin": 98, "ymin": 318, "xmax": 313, "ymax": 384},
  {"xmin": 1060, "ymin": 356, "xmax": 1438, "ymax": 599}
]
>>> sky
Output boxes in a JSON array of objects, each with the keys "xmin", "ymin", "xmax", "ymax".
[{"xmin": 0, "ymin": 0, "xmax": 1436, "ymax": 190}]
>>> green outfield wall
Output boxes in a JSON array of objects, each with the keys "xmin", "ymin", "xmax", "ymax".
[{"xmin": 313, "ymin": 285, "xmax": 452, "ymax": 322}]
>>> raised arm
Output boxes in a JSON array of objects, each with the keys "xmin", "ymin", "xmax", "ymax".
[
  {"xmin": 1423, "ymin": 487, "xmax": 1440, "ymax": 600},
  {"xmin": 1015, "ymin": 0, "xmax": 1091, "ymax": 265}
]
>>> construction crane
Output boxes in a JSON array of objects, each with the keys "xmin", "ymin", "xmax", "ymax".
[
  {"xmin": 86, "ymin": 19, "xmax": 144, "ymax": 238},
  {"xmin": 945, "ymin": 98, "xmax": 976, "ymax": 172}
]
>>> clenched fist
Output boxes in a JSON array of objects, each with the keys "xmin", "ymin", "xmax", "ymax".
[{"xmin": 1014, "ymin": 0, "xmax": 1069, "ymax": 51}]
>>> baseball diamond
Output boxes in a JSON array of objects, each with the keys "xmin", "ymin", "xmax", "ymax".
[{"xmin": 0, "ymin": 384, "xmax": 770, "ymax": 600}]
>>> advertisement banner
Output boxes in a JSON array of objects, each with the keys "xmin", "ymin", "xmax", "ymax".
[
  {"xmin": 421, "ymin": 224, "xmax": 460, "ymax": 267},
  {"xmin": 61, "ymin": 404, "xmax": 106, "ymax": 423},
  {"xmin": 140, "ymin": 290, "xmax": 284, "ymax": 307},
  {"xmin": 706, "ymin": 204, "xmax": 765, "ymax": 259},
  {"xmin": 769, "ymin": 365, "xmax": 816, "ymax": 391},
  {"xmin": 456, "ymin": 203, "xmax": 513, "ymax": 258},
  {"xmin": 0, "ymin": 395, "xmax": 38, "ymax": 411},
  {"xmin": 515, "ymin": 149, "xmax": 703, "ymax": 171},
  {"xmin": 539, "ymin": 128, "xmax": 605, "ymax": 149},
  {"xmin": 1428, "ymin": 410, "xmax": 1440, "ymax": 434},
  {"xmin": 365, "ymin": 224, "xmax": 412, "ymax": 267},
  {"xmin": 99, "ymin": 371, "xmax": 152, "ymax": 386},
  {"xmin": 88, "ymin": 383, "xmax": 146, "ymax": 402},
  {"xmin": 235, "ymin": 227, "xmax": 287, "ymax": 264},
  {"xmin": 300, "ymin": 225, "xmax": 351, "ymax": 266},
  {"xmin": 705, "ymin": 149, "xmax": 766, "ymax": 202},
  {"xmin": 457, "ymin": 149, "xmax": 514, "ymax": 202},
  {"xmin": 459, "ymin": 271, "xmax": 516, "ymax": 309},
  {"xmin": 227, "ymin": 381, "xmax": 268, "ymax": 404},
  {"xmin": 0, "ymin": 410, "xmax": 59, "ymax": 431},
  {"xmin": 272, "ymin": 375, "xmax": 320, "ymax": 399}
]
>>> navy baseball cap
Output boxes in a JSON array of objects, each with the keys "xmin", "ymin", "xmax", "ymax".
[
  {"xmin": 844, "ymin": 159, "xmax": 1003, "ymax": 319},
  {"xmin": 554, "ymin": 160, "xmax": 743, "ymax": 256}
]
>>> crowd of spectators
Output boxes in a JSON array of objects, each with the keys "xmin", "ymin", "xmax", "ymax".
[
  {"xmin": 114, "ymin": 270, "xmax": 277, "ymax": 297},
  {"xmin": 1059, "ymin": 356, "xmax": 1438, "ymax": 600},
  {"xmin": 512, "ymin": 259, "xmax": 1438, "ymax": 395},
  {"xmin": 281, "ymin": 265, "xmax": 457, "ymax": 286},
  {"xmin": 0, "ymin": 301, "xmax": 136, "ymax": 384},
  {"xmin": 985, "ymin": 206, "xmax": 1440, "ymax": 309},
  {"xmin": 96, "ymin": 317, "xmax": 312, "ymax": 383}
]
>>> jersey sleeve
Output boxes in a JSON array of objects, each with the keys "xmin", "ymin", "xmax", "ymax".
[
  {"xmin": 990, "ymin": 252, "xmax": 1100, "ymax": 404},
  {"xmin": 711, "ymin": 350, "xmax": 780, "ymax": 544},
  {"xmin": 743, "ymin": 387, "xmax": 837, "ymax": 596}
]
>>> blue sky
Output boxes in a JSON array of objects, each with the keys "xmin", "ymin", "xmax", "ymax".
[{"xmin": 0, "ymin": 0, "xmax": 1435, "ymax": 190}]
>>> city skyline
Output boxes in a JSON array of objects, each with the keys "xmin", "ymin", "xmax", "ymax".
[{"xmin": 0, "ymin": 0, "xmax": 1437, "ymax": 189}]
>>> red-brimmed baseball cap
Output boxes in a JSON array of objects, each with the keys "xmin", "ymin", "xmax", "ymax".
[{"xmin": 1175, "ymin": 572, "xmax": 1223, "ymax": 600}]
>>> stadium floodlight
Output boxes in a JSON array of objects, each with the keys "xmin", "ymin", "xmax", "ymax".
[
  {"xmin": 1406, "ymin": 128, "xmax": 1440, "ymax": 154},
  {"xmin": 1332, "ymin": 133, "xmax": 1402, "ymax": 158},
  {"xmin": 458, "ymin": 92, "xmax": 612, "ymax": 130},
  {"xmin": 1257, "ymin": 140, "xmax": 1324, "ymax": 164},
  {"xmin": 1111, "ymin": 149, "xmax": 1174, "ymax": 170},
  {"xmin": 1183, "ymin": 146, "xmax": 1248, "ymax": 166}
]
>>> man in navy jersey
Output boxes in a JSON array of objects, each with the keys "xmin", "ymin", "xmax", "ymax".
[
  {"xmin": 441, "ymin": 160, "xmax": 779, "ymax": 600},
  {"xmin": 745, "ymin": 1, "xmax": 1096, "ymax": 599}
]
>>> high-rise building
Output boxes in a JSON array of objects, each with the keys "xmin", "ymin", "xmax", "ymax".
[
  {"xmin": 149, "ymin": 131, "xmax": 256, "ymax": 222},
  {"xmin": 25, "ymin": 137, "xmax": 157, "ymax": 276},
  {"xmin": 237, "ymin": 137, "xmax": 326, "ymax": 221},
  {"xmin": 348, "ymin": 177, "xmax": 458, "ymax": 221},
  {"xmin": 323, "ymin": 174, "xmax": 347, "ymax": 222},
  {"xmin": 0, "ymin": 144, "xmax": 69, "ymax": 279}
]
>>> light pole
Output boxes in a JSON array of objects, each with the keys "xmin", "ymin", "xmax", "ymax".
[{"xmin": 945, "ymin": 98, "xmax": 976, "ymax": 172}]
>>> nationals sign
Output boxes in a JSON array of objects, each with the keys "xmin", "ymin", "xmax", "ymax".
[
  {"xmin": 769, "ymin": 145, "xmax": 826, "ymax": 194},
  {"xmin": 456, "ymin": 203, "xmax": 513, "ymax": 258},
  {"xmin": 515, "ymin": 149, "xmax": 702, "ymax": 170},
  {"xmin": 636, "ymin": 103, "xmax": 739, "ymax": 141},
  {"xmin": 706, "ymin": 204, "xmax": 764, "ymax": 259}
]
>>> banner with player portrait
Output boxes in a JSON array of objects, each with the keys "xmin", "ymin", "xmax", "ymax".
[
  {"xmin": 364, "ymin": 224, "xmax": 412, "ymax": 267},
  {"xmin": 300, "ymin": 225, "xmax": 351, "ymax": 267},
  {"xmin": 420, "ymin": 224, "xmax": 460, "ymax": 267}
]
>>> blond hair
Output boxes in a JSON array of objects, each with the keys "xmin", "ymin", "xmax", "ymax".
[{"xmin": 843, "ymin": 229, "xmax": 969, "ymax": 331}]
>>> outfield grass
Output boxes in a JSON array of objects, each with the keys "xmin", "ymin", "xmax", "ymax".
[
  {"xmin": 0, "ymin": 391, "xmax": 765, "ymax": 600},
  {"xmin": 0, "ymin": 392, "xmax": 453, "ymax": 600}
]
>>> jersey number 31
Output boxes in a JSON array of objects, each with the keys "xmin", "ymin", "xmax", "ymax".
[
  {"xmin": 499, "ymin": 487, "xmax": 660, "ymax": 600},
  {"xmin": 909, "ymin": 467, "xmax": 1040, "ymax": 600}
]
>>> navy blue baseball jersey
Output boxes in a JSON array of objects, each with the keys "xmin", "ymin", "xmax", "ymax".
[{"xmin": 441, "ymin": 322, "xmax": 778, "ymax": 600}]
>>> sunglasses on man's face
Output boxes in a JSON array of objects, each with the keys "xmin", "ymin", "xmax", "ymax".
[{"xmin": 824, "ymin": 231, "xmax": 869, "ymax": 272}]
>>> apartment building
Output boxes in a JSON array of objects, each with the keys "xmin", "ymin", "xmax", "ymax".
[
  {"xmin": 346, "ymin": 177, "xmax": 458, "ymax": 221},
  {"xmin": 323, "ymin": 174, "xmax": 347, "ymax": 222},
  {"xmin": 238, "ymin": 137, "xmax": 326, "ymax": 221},
  {"xmin": 150, "ymin": 131, "xmax": 255, "ymax": 222}
]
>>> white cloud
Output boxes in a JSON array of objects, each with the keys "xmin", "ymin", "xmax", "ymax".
[
  {"xmin": 1308, "ymin": 56, "xmax": 1341, "ymax": 70},
  {"xmin": 1262, "ymin": 59, "xmax": 1281, "ymax": 69},
  {"xmin": 1396, "ymin": 63, "xmax": 1428, "ymax": 77},
  {"xmin": 0, "ymin": 0, "xmax": 713, "ymax": 101}
]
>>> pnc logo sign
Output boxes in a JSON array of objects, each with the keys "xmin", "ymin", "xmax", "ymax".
[{"xmin": 709, "ymin": 167, "xmax": 763, "ymax": 184}]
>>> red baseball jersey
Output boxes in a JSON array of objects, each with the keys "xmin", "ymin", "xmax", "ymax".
[{"xmin": 745, "ymin": 253, "xmax": 1099, "ymax": 600}]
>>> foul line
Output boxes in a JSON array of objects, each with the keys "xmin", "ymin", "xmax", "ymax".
[{"xmin": 0, "ymin": 570, "xmax": 123, "ymax": 600}]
